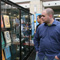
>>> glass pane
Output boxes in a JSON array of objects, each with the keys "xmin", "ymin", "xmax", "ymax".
[
  {"xmin": 21, "ymin": 10, "xmax": 30, "ymax": 60},
  {"xmin": 29, "ymin": 14, "xmax": 34, "ymax": 51},
  {"xmin": 1, "ymin": 1, "xmax": 20, "ymax": 60}
]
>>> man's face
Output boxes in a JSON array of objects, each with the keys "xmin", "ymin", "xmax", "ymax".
[
  {"xmin": 37, "ymin": 16, "xmax": 41, "ymax": 23},
  {"xmin": 41, "ymin": 10, "xmax": 50, "ymax": 23}
]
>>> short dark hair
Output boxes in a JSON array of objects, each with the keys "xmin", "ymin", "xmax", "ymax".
[{"xmin": 37, "ymin": 15, "xmax": 41, "ymax": 18}]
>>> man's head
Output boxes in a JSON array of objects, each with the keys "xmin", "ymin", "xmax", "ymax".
[
  {"xmin": 37, "ymin": 15, "xmax": 44, "ymax": 24},
  {"xmin": 41, "ymin": 8, "xmax": 54, "ymax": 24}
]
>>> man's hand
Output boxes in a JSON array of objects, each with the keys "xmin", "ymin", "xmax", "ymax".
[{"xmin": 55, "ymin": 56, "xmax": 59, "ymax": 60}]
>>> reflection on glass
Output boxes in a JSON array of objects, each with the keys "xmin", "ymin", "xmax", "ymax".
[
  {"xmin": 21, "ymin": 10, "xmax": 32, "ymax": 60},
  {"xmin": 1, "ymin": 1, "xmax": 20, "ymax": 60}
]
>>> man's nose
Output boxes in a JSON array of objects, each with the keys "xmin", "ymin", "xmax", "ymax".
[{"xmin": 41, "ymin": 16, "xmax": 43, "ymax": 19}]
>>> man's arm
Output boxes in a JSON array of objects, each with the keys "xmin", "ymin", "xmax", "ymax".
[
  {"xmin": 55, "ymin": 24, "xmax": 60, "ymax": 60},
  {"xmin": 33, "ymin": 28, "xmax": 40, "ymax": 52}
]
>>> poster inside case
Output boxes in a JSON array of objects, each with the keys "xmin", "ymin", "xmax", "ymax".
[
  {"xmin": 4, "ymin": 31, "xmax": 11, "ymax": 43},
  {"xmin": 3, "ymin": 15, "xmax": 10, "ymax": 28}
]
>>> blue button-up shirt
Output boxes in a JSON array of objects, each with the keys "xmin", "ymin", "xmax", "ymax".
[{"xmin": 34, "ymin": 20, "xmax": 60, "ymax": 60}]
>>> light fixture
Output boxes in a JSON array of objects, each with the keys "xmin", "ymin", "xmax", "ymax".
[
  {"xmin": 5, "ymin": 4, "xmax": 8, "ymax": 5},
  {"xmin": 58, "ymin": 15, "xmax": 60, "ymax": 17}
]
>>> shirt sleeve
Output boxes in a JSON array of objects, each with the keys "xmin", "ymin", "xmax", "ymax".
[
  {"xmin": 57, "ymin": 25, "xmax": 60, "ymax": 59},
  {"xmin": 33, "ymin": 28, "xmax": 40, "ymax": 52}
]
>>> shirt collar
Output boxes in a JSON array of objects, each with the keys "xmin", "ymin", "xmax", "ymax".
[{"xmin": 44, "ymin": 19, "xmax": 57, "ymax": 26}]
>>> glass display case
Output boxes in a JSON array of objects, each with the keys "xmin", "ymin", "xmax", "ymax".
[
  {"xmin": 1, "ymin": 0, "xmax": 34, "ymax": 60},
  {"xmin": 21, "ymin": 11, "xmax": 34, "ymax": 60},
  {"xmin": 1, "ymin": 1, "xmax": 20, "ymax": 60}
]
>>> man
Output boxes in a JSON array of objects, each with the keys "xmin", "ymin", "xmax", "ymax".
[
  {"xmin": 34, "ymin": 8, "xmax": 60, "ymax": 60},
  {"xmin": 34, "ymin": 15, "xmax": 44, "ymax": 60},
  {"xmin": 36, "ymin": 15, "xmax": 44, "ymax": 29}
]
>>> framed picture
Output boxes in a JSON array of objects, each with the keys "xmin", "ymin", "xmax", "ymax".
[
  {"xmin": 4, "ymin": 31, "xmax": 11, "ymax": 43},
  {"xmin": 3, "ymin": 15, "xmax": 10, "ymax": 28},
  {"xmin": 1, "ymin": 15, "xmax": 4, "ymax": 28},
  {"xmin": 4, "ymin": 46, "xmax": 11, "ymax": 59}
]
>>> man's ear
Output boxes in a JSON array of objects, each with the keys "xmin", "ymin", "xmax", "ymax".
[{"xmin": 49, "ymin": 14, "xmax": 52, "ymax": 18}]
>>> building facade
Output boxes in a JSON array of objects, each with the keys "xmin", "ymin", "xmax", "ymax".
[{"xmin": 10, "ymin": 0, "xmax": 60, "ymax": 19}]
